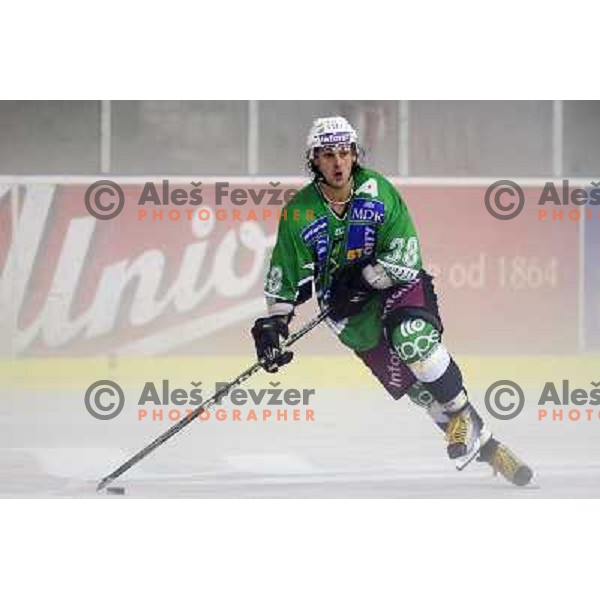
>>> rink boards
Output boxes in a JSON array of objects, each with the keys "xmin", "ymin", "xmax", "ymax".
[{"xmin": 0, "ymin": 177, "xmax": 597, "ymax": 358}]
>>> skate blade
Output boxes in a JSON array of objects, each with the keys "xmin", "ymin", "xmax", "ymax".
[{"xmin": 454, "ymin": 436, "xmax": 482, "ymax": 472}]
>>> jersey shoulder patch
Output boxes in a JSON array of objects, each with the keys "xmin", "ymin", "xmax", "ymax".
[{"xmin": 355, "ymin": 178, "xmax": 379, "ymax": 198}]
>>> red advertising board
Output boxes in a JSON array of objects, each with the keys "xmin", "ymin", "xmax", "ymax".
[
  {"xmin": 0, "ymin": 179, "xmax": 579, "ymax": 356},
  {"xmin": 405, "ymin": 185, "xmax": 578, "ymax": 354}
]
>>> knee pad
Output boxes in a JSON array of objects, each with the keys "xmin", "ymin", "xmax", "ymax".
[
  {"xmin": 391, "ymin": 318, "xmax": 447, "ymax": 374},
  {"xmin": 392, "ymin": 318, "xmax": 466, "ymax": 408}
]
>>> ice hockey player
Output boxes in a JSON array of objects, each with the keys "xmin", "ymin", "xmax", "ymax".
[{"xmin": 251, "ymin": 116, "xmax": 533, "ymax": 486}]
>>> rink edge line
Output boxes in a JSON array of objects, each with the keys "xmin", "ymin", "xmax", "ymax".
[{"xmin": 0, "ymin": 355, "xmax": 597, "ymax": 389}]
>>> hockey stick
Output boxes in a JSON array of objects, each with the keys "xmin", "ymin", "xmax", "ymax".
[{"xmin": 96, "ymin": 308, "xmax": 331, "ymax": 492}]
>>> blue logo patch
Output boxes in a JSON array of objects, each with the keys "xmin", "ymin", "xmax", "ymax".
[
  {"xmin": 350, "ymin": 199, "xmax": 385, "ymax": 224},
  {"xmin": 301, "ymin": 217, "xmax": 328, "ymax": 244},
  {"xmin": 346, "ymin": 224, "xmax": 376, "ymax": 262},
  {"xmin": 315, "ymin": 237, "xmax": 329, "ymax": 264}
]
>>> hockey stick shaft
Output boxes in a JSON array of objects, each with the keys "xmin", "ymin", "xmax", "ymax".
[{"xmin": 96, "ymin": 308, "xmax": 330, "ymax": 492}]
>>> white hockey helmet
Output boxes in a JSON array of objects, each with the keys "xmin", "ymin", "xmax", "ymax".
[{"xmin": 305, "ymin": 116, "xmax": 359, "ymax": 161}]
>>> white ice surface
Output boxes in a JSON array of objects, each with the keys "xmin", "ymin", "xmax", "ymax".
[{"xmin": 1, "ymin": 385, "xmax": 598, "ymax": 498}]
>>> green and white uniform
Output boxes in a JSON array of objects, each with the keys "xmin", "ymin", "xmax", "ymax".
[{"xmin": 265, "ymin": 167, "xmax": 423, "ymax": 352}]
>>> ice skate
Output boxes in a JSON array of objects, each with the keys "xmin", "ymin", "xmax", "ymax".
[
  {"xmin": 446, "ymin": 405, "xmax": 491, "ymax": 470},
  {"xmin": 478, "ymin": 438, "xmax": 533, "ymax": 486}
]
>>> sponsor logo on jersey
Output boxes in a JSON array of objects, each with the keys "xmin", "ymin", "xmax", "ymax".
[
  {"xmin": 315, "ymin": 237, "xmax": 329, "ymax": 264},
  {"xmin": 364, "ymin": 225, "xmax": 376, "ymax": 252},
  {"xmin": 301, "ymin": 216, "xmax": 328, "ymax": 244},
  {"xmin": 266, "ymin": 265, "xmax": 283, "ymax": 295},
  {"xmin": 346, "ymin": 248, "xmax": 363, "ymax": 261},
  {"xmin": 378, "ymin": 261, "xmax": 420, "ymax": 283},
  {"xmin": 350, "ymin": 199, "xmax": 385, "ymax": 224},
  {"xmin": 346, "ymin": 223, "xmax": 377, "ymax": 262}
]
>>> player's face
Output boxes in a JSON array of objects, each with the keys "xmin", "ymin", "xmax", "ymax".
[{"xmin": 313, "ymin": 146, "xmax": 355, "ymax": 188}]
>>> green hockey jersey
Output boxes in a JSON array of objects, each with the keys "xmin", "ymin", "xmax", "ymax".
[{"xmin": 265, "ymin": 167, "xmax": 423, "ymax": 351}]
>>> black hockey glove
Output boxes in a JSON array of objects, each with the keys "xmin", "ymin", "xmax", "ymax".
[
  {"xmin": 328, "ymin": 262, "xmax": 375, "ymax": 322},
  {"xmin": 251, "ymin": 315, "xmax": 294, "ymax": 373}
]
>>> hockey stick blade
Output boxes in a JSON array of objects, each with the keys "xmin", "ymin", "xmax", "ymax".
[{"xmin": 96, "ymin": 308, "xmax": 331, "ymax": 493}]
